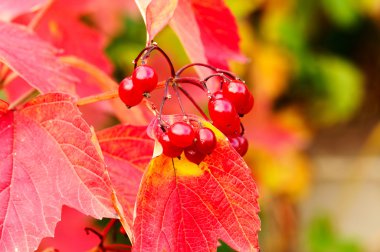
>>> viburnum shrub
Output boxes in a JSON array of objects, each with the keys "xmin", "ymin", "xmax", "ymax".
[
  {"xmin": 120, "ymin": 44, "xmax": 254, "ymax": 160},
  {"xmin": 0, "ymin": 1, "xmax": 260, "ymax": 252}
]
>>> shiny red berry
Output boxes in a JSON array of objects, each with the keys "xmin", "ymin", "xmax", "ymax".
[
  {"xmin": 195, "ymin": 127, "xmax": 217, "ymax": 154},
  {"xmin": 222, "ymin": 80, "xmax": 251, "ymax": 115},
  {"xmin": 159, "ymin": 132, "xmax": 183, "ymax": 157},
  {"xmin": 214, "ymin": 118, "xmax": 241, "ymax": 136},
  {"xmin": 184, "ymin": 144, "xmax": 206, "ymax": 165},
  {"xmin": 239, "ymin": 93, "xmax": 254, "ymax": 115},
  {"xmin": 212, "ymin": 90, "xmax": 224, "ymax": 100},
  {"xmin": 229, "ymin": 135, "xmax": 249, "ymax": 156},
  {"xmin": 118, "ymin": 77, "xmax": 144, "ymax": 107},
  {"xmin": 132, "ymin": 65, "xmax": 158, "ymax": 93},
  {"xmin": 208, "ymin": 98, "xmax": 241, "ymax": 136},
  {"xmin": 208, "ymin": 98, "xmax": 239, "ymax": 123},
  {"xmin": 168, "ymin": 122, "xmax": 195, "ymax": 148}
]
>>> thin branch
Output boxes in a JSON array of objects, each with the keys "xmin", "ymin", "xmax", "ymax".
[
  {"xmin": 158, "ymin": 78, "xmax": 173, "ymax": 126},
  {"xmin": 153, "ymin": 46, "xmax": 176, "ymax": 77},
  {"xmin": 175, "ymin": 62, "xmax": 237, "ymax": 79},
  {"xmin": 174, "ymin": 77, "xmax": 206, "ymax": 91},
  {"xmin": 76, "ymin": 90, "xmax": 119, "ymax": 106},
  {"xmin": 173, "ymin": 84, "xmax": 187, "ymax": 118},
  {"xmin": 102, "ymin": 219, "xmax": 117, "ymax": 237},
  {"xmin": 176, "ymin": 63, "xmax": 217, "ymax": 76},
  {"xmin": 133, "ymin": 45, "xmax": 155, "ymax": 68}
]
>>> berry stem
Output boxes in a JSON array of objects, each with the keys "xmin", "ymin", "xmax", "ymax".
[
  {"xmin": 216, "ymin": 69, "xmax": 237, "ymax": 79},
  {"xmin": 203, "ymin": 73, "xmax": 230, "ymax": 83},
  {"xmin": 76, "ymin": 90, "xmax": 119, "ymax": 106},
  {"xmin": 178, "ymin": 86, "xmax": 209, "ymax": 121},
  {"xmin": 140, "ymin": 46, "xmax": 156, "ymax": 63},
  {"xmin": 152, "ymin": 46, "xmax": 176, "ymax": 77},
  {"xmin": 158, "ymin": 78, "xmax": 173, "ymax": 126},
  {"xmin": 176, "ymin": 63, "xmax": 217, "ymax": 76},
  {"xmin": 85, "ymin": 227, "xmax": 106, "ymax": 251},
  {"xmin": 175, "ymin": 63, "xmax": 236, "ymax": 79},
  {"xmin": 134, "ymin": 44, "xmax": 176, "ymax": 78},
  {"xmin": 173, "ymin": 84, "xmax": 187, "ymax": 119},
  {"xmin": 102, "ymin": 219, "xmax": 117, "ymax": 237},
  {"xmin": 133, "ymin": 45, "xmax": 155, "ymax": 68},
  {"xmin": 174, "ymin": 77, "xmax": 207, "ymax": 91}
]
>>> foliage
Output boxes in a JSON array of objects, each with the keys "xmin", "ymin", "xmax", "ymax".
[{"xmin": 0, "ymin": 0, "xmax": 260, "ymax": 251}]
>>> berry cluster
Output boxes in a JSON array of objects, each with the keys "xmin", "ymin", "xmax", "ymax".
[
  {"xmin": 118, "ymin": 65, "xmax": 158, "ymax": 107},
  {"xmin": 208, "ymin": 79, "xmax": 254, "ymax": 156},
  {"xmin": 118, "ymin": 44, "xmax": 254, "ymax": 163},
  {"xmin": 158, "ymin": 122, "xmax": 217, "ymax": 165}
]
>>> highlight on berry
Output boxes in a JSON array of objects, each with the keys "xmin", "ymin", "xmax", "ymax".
[{"xmin": 118, "ymin": 43, "xmax": 254, "ymax": 161}]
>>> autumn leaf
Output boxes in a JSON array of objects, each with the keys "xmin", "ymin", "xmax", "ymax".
[
  {"xmin": 36, "ymin": 206, "xmax": 100, "ymax": 252},
  {"xmin": 31, "ymin": 0, "xmax": 113, "ymax": 78},
  {"xmin": 170, "ymin": 0, "xmax": 245, "ymax": 69},
  {"xmin": 0, "ymin": 0, "xmax": 47, "ymax": 22},
  {"xmin": 97, "ymin": 125, "xmax": 154, "ymax": 229},
  {"xmin": 135, "ymin": 0, "xmax": 178, "ymax": 40},
  {"xmin": 0, "ymin": 21, "xmax": 77, "ymax": 95},
  {"xmin": 133, "ymin": 117, "xmax": 260, "ymax": 251},
  {"xmin": 0, "ymin": 93, "xmax": 118, "ymax": 251}
]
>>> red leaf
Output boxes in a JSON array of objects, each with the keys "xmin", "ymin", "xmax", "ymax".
[
  {"xmin": 169, "ymin": 0, "xmax": 245, "ymax": 70},
  {"xmin": 36, "ymin": 206, "xmax": 100, "ymax": 252},
  {"xmin": 133, "ymin": 117, "xmax": 260, "ymax": 251},
  {"xmin": 135, "ymin": 0, "xmax": 179, "ymax": 40},
  {"xmin": 0, "ymin": 22, "xmax": 77, "ymax": 95},
  {"xmin": 0, "ymin": 0, "xmax": 47, "ymax": 22},
  {"xmin": 97, "ymin": 125, "xmax": 154, "ymax": 232},
  {"xmin": 0, "ymin": 93, "xmax": 117, "ymax": 251}
]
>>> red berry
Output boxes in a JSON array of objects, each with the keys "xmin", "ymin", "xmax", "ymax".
[
  {"xmin": 132, "ymin": 65, "xmax": 158, "ymax": 93},
  {"xmin": 208, "ymin": 98, "xmax": 239, "ymax": 123},
  {"xmin": 213, "ymin": 117, "xmax": 241, "ymax": 136},
  {"xmin": 208, "ymin": 98, "xmax": 241, "ymax": 136},
  {"xmin": 228, "ymin": 135, "xmax": 248, "ymax": 156},
  {"xmin": 195, "ymin": 127, "xmax": 217, "ymax": 154},
  {"xmin": 159, "ymin": 132, "xmax": 183, "ymax": 157},
  {"xmin": 118, "ymin": 77, "xmax": 144, "ymax": 107},
  {"xmin": 239, "ymin": 93, "xmax": 254, "ymax": 115},
  {"xmin": 212, "ymin": 90, "xmax": 224, "ymax": 100},
  {"xmin": 184, "ymin": 144, "xmax": 206, "ymax": 165},
  {"xmin": 222, "ymin": 80, "xmax": 251, "ymax": 115},
  {"xmin": 168, "ymin": 122, "xmax": 195, "ymax": 148}
]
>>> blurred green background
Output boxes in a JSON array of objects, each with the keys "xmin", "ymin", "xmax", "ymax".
[{"xmin": 105, "ymin": 0, "xmax": 380, "ymax": 251}]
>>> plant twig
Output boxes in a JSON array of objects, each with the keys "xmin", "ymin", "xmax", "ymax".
[{"xmin": 76, "ymin": 90, "xmax": 119, "ymax": 106}]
